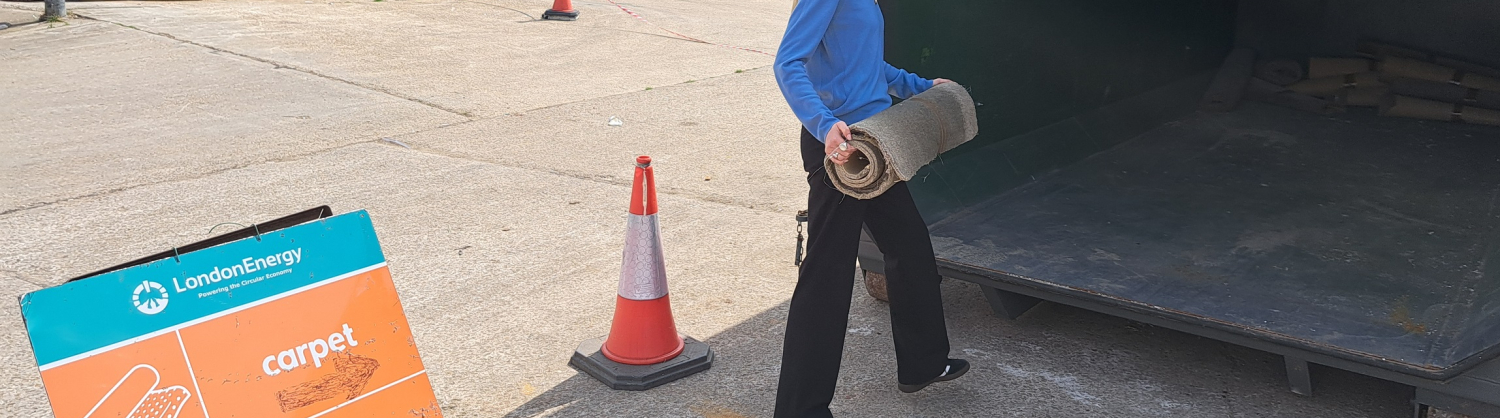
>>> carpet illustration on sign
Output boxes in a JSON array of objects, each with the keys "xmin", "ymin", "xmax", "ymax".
[
  {"xmin": 85, "ymin": 364, "xmax": 191, "ymax": 418},
  {"xmin": 276, "ymin": 352, "xmax": 381, "ymax": 412}
]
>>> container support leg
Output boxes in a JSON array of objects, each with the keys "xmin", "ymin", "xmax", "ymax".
[
  {"xmin": 1284, "ymin": 355, "xmax": 1312, "ymax": 396},
  {"xmin": 980, "ymin": 285, "xmax": 1042, "ymax": 320},
  {"xmin": 1413, "ymin": 387, "xmax": 1500, "ymax": 418},
  {"xmin": 1412, "ymin": 402, "xmax": 1429, "ymax": 418}
]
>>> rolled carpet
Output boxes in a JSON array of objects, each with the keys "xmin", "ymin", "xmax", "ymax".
[
  {"xmin": 1245, "ymin": 77, "xmax": 1344, "ymax": 115},
  {"xmin": 1378, "ymin": 56, "xmax": 1500, "ymax": 92},
  {"xmin": 1307, "ymin": 57, "xmax": 1376, "ymax": 79},
  {"xmin": 1334, "ymin": 86, "xmax": 1390, "ymax": 107},
  {"xmin": 1389, "ymin": 78, "xmax": 1500, "ymax": 110},
  {"xmin": 1358, "ymin": 40, "xmax": 1500, "ymax": 79},
  {"xmin": 1380, "ymin": 95, "xmax": 1500, "ymax": 127},
  {"xmin": 1199, "ymin": 47, "xmax": 1256, "ymax": 112},
  {"xmin": 1288, "ymin": 72, "xmax": 1384, "ymax": 97},
  {"xmin": 826, "ymin": 82, "xmax": 979, "ymax": 199},
  {"xmin": 1254, "ymin": 59, "xmax": 1305, "ymax": 86}
]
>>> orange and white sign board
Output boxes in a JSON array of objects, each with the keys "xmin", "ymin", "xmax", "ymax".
[{"xmin": 21, "ymin": 210, "xmax": 441, "ymax": 418}]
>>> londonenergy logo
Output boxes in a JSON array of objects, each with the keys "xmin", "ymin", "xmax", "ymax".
[
  {"xmin": 132, "ymin": 281, "xmax": 169, "ymax": 315},
  {"xmin": 171, "ymin": 248, "xmax": 303, "ymax": 294}
]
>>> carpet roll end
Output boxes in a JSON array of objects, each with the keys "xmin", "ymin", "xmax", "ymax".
[{"xmin": 826, "ymin": 82, "xmax": 981, "ymax": 199}]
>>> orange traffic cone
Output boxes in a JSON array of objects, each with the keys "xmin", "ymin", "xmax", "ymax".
[
  {"xmin": 542, "ymin": 0, "xmax": 579, "ymax": 21},
  {"xmin": 569, "ymin": 156, "xmax": 713, "ymax": 390},
  {"xmin": 602, "ymin": 156, "xmax": 684, "ymax": 364}
]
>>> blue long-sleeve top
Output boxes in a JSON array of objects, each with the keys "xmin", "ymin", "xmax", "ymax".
[{"xmin": 774, "ymin": 0, "xmax": 934, "ymax": 143}]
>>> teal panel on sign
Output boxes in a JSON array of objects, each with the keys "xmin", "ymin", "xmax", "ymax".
[{"xmin": 20, "ymin": 210, "xmax": 387, "ymax": 367}]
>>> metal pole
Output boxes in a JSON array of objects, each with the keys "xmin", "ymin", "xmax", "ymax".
[{"xmin": 42, "ymin": 0, "xmax": 65, "ymax": 21}]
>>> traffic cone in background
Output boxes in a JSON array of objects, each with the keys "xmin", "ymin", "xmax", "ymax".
[
  {"xmin": 541, "ymin": 0, "xmax": 579, "ymax": 21},
  {"xmin": 570, "ymin": 156, "xmax": 713, "ymax": 391}
]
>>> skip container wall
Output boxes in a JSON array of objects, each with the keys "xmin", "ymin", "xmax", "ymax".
[{"xmin": 859, "ymin": 1, "xmax": 1500, "ymax": 416}]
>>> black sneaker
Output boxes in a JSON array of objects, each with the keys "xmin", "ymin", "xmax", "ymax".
[{"xmin": 898, "ymin": 359, "xmax": 969, "ymax": 393}]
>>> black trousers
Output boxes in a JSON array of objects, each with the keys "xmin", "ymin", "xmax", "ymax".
[{"xmin": 773, "ymin": 128, "xmax": 952, "ymax": 418}]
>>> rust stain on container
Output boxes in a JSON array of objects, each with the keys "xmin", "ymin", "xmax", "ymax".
[{"xmin": 1390, "ymin": 296, "xmax": 1428, "ymax": 335}]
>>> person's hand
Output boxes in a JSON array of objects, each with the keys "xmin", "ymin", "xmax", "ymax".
[
  {"xmin": 933, "ymin": 78, "xmax": 953, "ymax": 86},
  {"xmin": 825, "ymin": 121, "xmax": 854, "ymax": 165}
]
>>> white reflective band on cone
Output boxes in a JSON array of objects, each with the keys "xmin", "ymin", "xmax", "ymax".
[{"xmin": 618, "ymin": 213, "xmax": 669, "ymax": 300}]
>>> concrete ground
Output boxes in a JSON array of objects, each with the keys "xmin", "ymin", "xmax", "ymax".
[{"xmin": 0, "ymin": 0, "xmax": 1438, "ymax": 416}]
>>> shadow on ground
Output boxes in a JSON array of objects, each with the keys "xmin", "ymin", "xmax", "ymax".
[{"xmin": 502, "ymin": 277, "xmax": 1413, "ymax": 417}]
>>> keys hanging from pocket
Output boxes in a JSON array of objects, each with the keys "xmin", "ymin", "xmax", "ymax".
[{"xmin": 794, "ymin": 210, "xmax": 808, "ymax": 266}]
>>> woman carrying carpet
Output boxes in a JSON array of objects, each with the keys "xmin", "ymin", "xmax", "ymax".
[{"xmin": 772, "ymin": 0, "xmax": 969, "ymax": 416}]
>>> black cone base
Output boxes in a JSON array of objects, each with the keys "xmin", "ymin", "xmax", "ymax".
[
  {"xmin": 542, "ymin": 9, "xmax": 579, "ymax": 21},
  {"xmin": 569, "ymin": 335, "xmax": 713, "ymax": 391}
]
